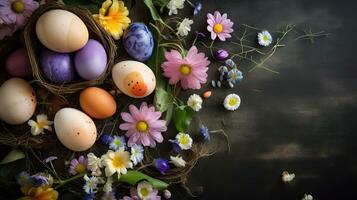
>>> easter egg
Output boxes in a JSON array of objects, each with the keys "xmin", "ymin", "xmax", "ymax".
[
  {"xmin": 0, "ymin": 78, "xmax": 36, "ymax": 125},
  {"xmin": 123, "ymin": 22, "xmax": 154, "ymax": 62},
  {"xmin": 74, "ymin": 39, "xmax": 107, "ymax": 80},
  {"xmin": 54, "ymin": 108, "xmax": 97, "ymax": 151},
  {"xmin": 5, "ymin": 48, "xmax": 31, "ymax": 77},
  {"xmin": 79, "ymin": 87, "xmax": 116, "ymax": 119},
  {"xmin": 112, "ymin": 60, "xmax": 156, "ymax": 98},
  {"xmin": 40, "ymin": 49, "xmax": 76, "ymax": 84},
  {"xmin": 36, "ymin": 9, "xmax": 89, "ymax": 53}
]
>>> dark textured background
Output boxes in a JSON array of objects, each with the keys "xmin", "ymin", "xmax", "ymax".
[{"xmin": 1, "ymin": 0, "xmax": 357, "ymax": 199}]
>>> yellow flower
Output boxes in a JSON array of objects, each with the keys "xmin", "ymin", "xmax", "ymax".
[
  {"xmin": 93, "ymin": 0, "xmax": 131, "ymax": 40},
  {"xmin": 102, "ymin": 149, "xmax": 133, "ymax": 179},
  {"xmin": 19, "ymin": 186, "xmax": 58, "ymax": 200}
]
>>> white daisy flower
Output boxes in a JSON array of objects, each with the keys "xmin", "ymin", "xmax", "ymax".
[
  {"xmin": 102, "ymin": 149, "xmax": 133, "ymax": 179},
  {"xmin": 258, "ymin": 30, "xmax": 273, "ymax": 46},
  {"xmin": 109, "ymin": 135, "xmax": 126, "ymax": 151},
  {"xmin": 177, "ymin": 18, "xmax": 193, "ymax": 37},
  {"xmin": 223, "ymin": 94, "xmax": 241, "ymax": 111},
  {"xmin": 170, "ymin": 155, "xmax": 186, "ymax": 167},
  {"xmin": 130, "ymin": 144, "xmax": 144, "ymax": 166},
  {"xmin": 137, "ymin": 181, "xmax": 153, "ymax": 200},
  {"xmin": 167, "ymin": 0, "xmax": 185, "ymax": 16},
  {"xmin": 103, "ymin": 176, "xmax": 113, "ymax": 194},
  {"xmin": 302, "ymin": 194, "xmax": 313, "ymax": 200},
  {"xmin": 175, "ymin": 132, "xmax": 193, "ymax": 150},
  {"xmin": 83, "ymin": 174, "xmax": 98, "ymax": 194},
  {"xmin": 87, "ymin": 153, "xmax": 103, "ymax": 173},
  {"xmin": 187, "ymin": 94, "xmax": 203, "ymax": 112},
  {"xmin": 282, "ymin": 171, "xmax": 295, "ymax": 182},
  {"xmin": 27, "ymin": 114, "xmax": 53, "ymax": 136}
]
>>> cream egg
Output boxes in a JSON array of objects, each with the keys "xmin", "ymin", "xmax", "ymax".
[
  {"xmin": 0, "ymin": 78, "xmax": 36, "ymax": 125},
  {"xmin": 36, "ymin": 9, "xmax": 89, "ymax": 53},
  {"xmin": 54, "ymin": 108, "xmax": 97, "ymax": 151},
  {"xmin": 112, "ymin": 60, "xmax": 156, "ymax": 98}
]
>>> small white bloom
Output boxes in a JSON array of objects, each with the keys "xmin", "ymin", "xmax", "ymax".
[
  {"xmin": 163, "ymin": 189, "xmax": 172, "ymax": 199},
  {"xmin": 175, "ymin": 132, "xmax": 193, "ymax": 150},
  {"xmin": 258, "ymin": 30, "xmax": 273, "ymax": 46},
  {"xmin": 282, "ymin": 171, "xmax": 295, "ymax": 182},
  {"xmin": 28, "ymin": 114, "xmax": 53, "ymax": 136},
  {"xmin": 137, "ymin": 181, "xmax": 153, "ymax": 200},
  {"xmin": 170, "ymin": 155, "xmax": 186, "ymax": 167},
  {"xmin": 109, "ymin": 135, "xmax": 126, "ymax": 151},
  {"xmin": 87, "ymin": 153, "xmax": 103, "ymax": 173},
  {"xmin": 187, "ymin": 94, "xmax": 203, "ymax": 112},
  {"xmin": 177, "ymin": 18, "xmax": 193, "ymax": 37},
  {"xmin": 302, "ymin": 194, "xmax": 313, "ymax": 200},
  {"xmin": 83, "ymin": 174, "xmax": 98, "ymax": 194},
  {"xmin": 130, "ymin": 144, "xmax": 144, "ymax": 166},
  {"xmin": 223, "ymin": 93, "xmax": 241, "ymax": 111},
  {"xmin": 103, "ymin": 177, "xmax": 113, "ymax": 194},
  {"xmin": 167, "ymin": 0, "xmax": 185, "ymax": 15}
]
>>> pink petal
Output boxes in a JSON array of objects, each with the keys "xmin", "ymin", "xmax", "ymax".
[
  {"xmin": 211, "ymin": 32, "xmax": 217, "ymax": 40},
  {"xmin": 207, "ymin": 13, "xmax": 215, "ymax": 22},
  {"xmin": 165, "ymin": 50, "xmax": 182, "ymax": 61},
  {"xmin": 119, "ymin": 122, "xmax": 133, "ymax": 130},
  {"xmin": 140, "ymin": 135, "xmax": 151, "ymax": 146},
  {"xmin": 207, "ymin": 19, "xmax": 215, "ymax": 26},
  {"xmin": 150, "ymin": 131, "xmax": 163, "ymax": 143},
  {"xmin": 121, "ymin": 112, "xmax": 135, "ymax": 123},
  {"xmin": 217, "ymin": 33, "xmax": 227, "ymax": 41},
  {"xmin": 207, "ymin": 25, "xmax": 213, "ymax": 32},
  {"xmin": 129, "ymin": 105, "xmax": 141, "ymax": 120}
]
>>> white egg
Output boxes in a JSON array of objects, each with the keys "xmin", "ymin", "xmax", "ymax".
[
  {"xmin": 54, "ymin": 108, "xmax": 97, "ymax": 151},
  {"xmin": 0, "ymin": 78, "xmax": 36, "ymax": 125},
  {"xmin": 112, "ymin": 60, "xmax": 156, "ymax": 98}
]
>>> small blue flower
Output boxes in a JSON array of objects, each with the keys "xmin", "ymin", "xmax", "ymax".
[
  {"xmin": 193, "ymin": 2, "xmax": 202, "ymax": 15},
  {"xmin": 130, "ymin": 144, "xmax": 144, "ymax": 166},
  {"xmin": 109, "ymin": 135, "xmax": 126, "ymax": 151},
  {"xmin": 169, "ymin": 139, "xmax": 182, "ymax": 153},
  {"xmin": 228, "ymin": 68, "xmax": 243, "ymax": 85},
  {"xmin": 199, "ymin": 125, "xmax": 210, "ymax": 141},
  {"xmin": 154, "ymin": 158, "xmax": 170, "ymax": 175},
  {"xmin": 31, "ymin": 174, "xmax": 49, "ymax": 187},
  {"xmin": 258, "ymin": 30, "xmax": 273, "ymax": 46},
  {"xmin": 101, "ymin": 134, "xmax": 114, "ymax": 145},
  {"xmin": 225, "ymin": 59, "xmax": 237, "ymax": 68}
]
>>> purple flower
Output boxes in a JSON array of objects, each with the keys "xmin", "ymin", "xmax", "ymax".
[
  {"xmin": 207, "ymin": 11, "xmax": 234, "ymax": 41},
  {"xmin": 0, "ymin": 0, "xmax": 39, "ymax": 26},
  {"xmin": 194, "ymin": 31, "xmax": 206, "ymax": 38},
  {"xmin": 43, "ymin": 156, "xmax": 58, "ymax": 163},
  {"xmin": 31, "ymin": 174, "xmax": 49, "ymax": 187},
  {"xmin": 0, "ymin": 20, "xmax": 16, "ymax": 40},
  {"xmin": 154, "ymin": 158, "xmax": 170, "ymax": 175},
  {"xmin": 193, "ymin": 2, "xmax": 202, "ymax": 15},
  {"xmin": 215, "ymin": 49, "xmax": 229, "ymax": 60},
  {"xmin": 69, "ymin": 156, "xmax": 88, "ymax": 175},
  {"xmin": 200, "ymin": 125, "xmax": 210, "ymax": 141},
  {"xmin": 101, "ymin": 134, "xmax": 114, "ymax": 145},
  {"xmin": 169, "ymin": 139, "xmax": 182, "ymax": 153}
]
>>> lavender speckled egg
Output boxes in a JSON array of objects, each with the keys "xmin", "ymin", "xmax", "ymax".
[
  {"xmin": 40, "ymin": 49, "xmax": 76, "ymax": 84},
  {"xmin": 74, "ymin": 39, "xmax": 107, "ymax": 80},
  {"xmin": 5, "ymin": 48, "xmax": 31, "ymax": 77},
  {"xmin": 123, "ymin": 22, "xmax": 154, "ymax": 62}
]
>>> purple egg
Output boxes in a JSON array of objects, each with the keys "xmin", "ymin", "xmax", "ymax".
[
  {"xmin": 5, "ymin": 48, "xmax": 31, "ymax": 77},
  {"xmin": 74, "ymin": 39, "xmax": 107, "ymax": 80},
  {"xmin": 40, "ymin": 49, "xmax": 76, "ymax": 84}
]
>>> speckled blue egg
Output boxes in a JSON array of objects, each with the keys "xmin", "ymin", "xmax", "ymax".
[
  {"xmin": 40, "ymin": 49, "xmax": 76, "ymax": 84},
  {"xmin": 123, "ymin": 22, "xmax": 154, "ymax": 62}
]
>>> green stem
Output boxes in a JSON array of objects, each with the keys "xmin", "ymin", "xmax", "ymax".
[{"xmin": 54, "ymin": 173, "xmax": 85, "ymax": 189}]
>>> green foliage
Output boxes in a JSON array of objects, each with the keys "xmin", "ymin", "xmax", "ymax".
[
  {"xmin": 0, "ymin": 149, "xmax": 25, "ymax": 165},
  {"xmin": 174, "ymin": 105, "xmax": 194, "ymax": 132},
  {"xmin": 63, "ymin": 0, "xmax": 100, "ymax": 13},
  {"xmin": 119, "ymin": 170, "xmax": 169, "ymax": 190},
  {"xmin": 143, "ymin": 0, "xmax": 163, "ymax": 22}
]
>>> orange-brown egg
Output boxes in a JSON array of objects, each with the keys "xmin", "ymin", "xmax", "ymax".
[{"xmin": 79, "ymin": 87, "xmax": 117, "ymax": 119}]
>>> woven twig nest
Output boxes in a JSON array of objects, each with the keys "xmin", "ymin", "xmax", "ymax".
[{"xmin": 24, "ymin": 2, "xmax": 116, "ymax": 95}]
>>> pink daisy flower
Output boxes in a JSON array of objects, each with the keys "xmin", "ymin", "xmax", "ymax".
[
  {"xmin": 0, "ymin": 0, "xmax": 39, "ymax": 26},
  {"xmin": 161, "ymin": 46, "xmax": 210, "ymax": 90},
  {"xmin": 119, "ymin": 102, "xmax": 167, "ymax": 148},
  {"xmin": 207, "ymin": 11, "xmax": 234, "ymax": 41},
  {"xmin": 68, "ymin": 155, "xmax": 88, "ymax": 175}
]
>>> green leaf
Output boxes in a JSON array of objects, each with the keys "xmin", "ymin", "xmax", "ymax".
[
  {"xmin": 119, "ymin": 170, "xmax": 169, "ymax": 190},
  {"xmin": 174, "ymin": 106, "xmax": 194, "ymax": 132},
  {"xmin": 154, "ymin": 87, "xmax": 172, "ymax": 112},
  {"xmin": 0, "ymin": 149, "xmax": 25, "ymax": 165},
  {"xmin": 143, "ymin": 0, "xmax": 163, "ymax": 22}
]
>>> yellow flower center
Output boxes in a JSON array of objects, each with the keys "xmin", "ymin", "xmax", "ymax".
[
  {"xmin": 136, "ymin": 121, "xmax": 148, "ymax": 132},
  {"xmin": 213, "ymin": 23, "xmax": 223, "ymax": 33},
  {"xmin": 229, "ymin": 98, "xmax": 237, "ymax": 106},
  {"xmin": 179, "ymin": 64, "xmax": 191, "ymax": 76},
  {"xmin": 112, "ymin": 154, "xmax": 125, "ymax": 168},
  {"xmin": 140, "ymin": 188, "xmax": 150, "ymax": 197},
  {"xmin": 263, "ymin": 34, "xmax": 270, "ymax": 41},
  {"xmin": 37, "ymin": 120, "xmax": 46, "ymax": 129},
  {"xmin": 180, "ymin": 136, "xmax": 189, "ymax": 145},
  {"xmin": 75, "ymin": 164, "xmax": 86, "ymax": 174},
  {"xmin": 11, "ymin": 1, "xmax": 25, "ymax": 13}
]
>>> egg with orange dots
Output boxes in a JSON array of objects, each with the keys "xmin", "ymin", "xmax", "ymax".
[
  {"xmin": 112, "ymin": 60, "xmax": 156, "ymax": 98},
  {"xmin": 79, "ymin": 87, "xmax": 117, "ymax": 119}
]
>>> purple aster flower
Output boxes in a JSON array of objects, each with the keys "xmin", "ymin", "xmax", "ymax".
[
  {"xmin": 215, "ymin": 49, "xmax": 229, "ymax": 61},
  {"xmin": 0, "ymin": 0, "xmax": 39, "ymax": 26},
  {"xmin": 101, "ymin": 134, "xmax": 114, "ymax": 145},
  {"xmin": 200, "ymin": 125, "xmax": 210, "ymax": 141},
  {"xmin": 194, "ymin": 31, "xmax": 206, "ymax": 38},
  {"xmin": 193, "ymin": 2, "xmax": 202, "ymax": 15},
  {"xmin": 169, "ymin": 139, "xmax": 182, "ymax": 153},
  {"xmin": 154, "ymin": 158, "xmax": 170, "ymax": 175},
  {"xmin": 30, "ymin": 174, "xmax": 49, "ymax": 187},
  {"xmin": 207, "ymin": 11, "xmax": 234, "ymax": 41},
  {"xmin": 69, "ymin": 155, "xmax": 88, "ymax": 175},
  {"xmin": 0, "ymin": 19, "xmax": 16, "ymax": 40},
  {"xmin": 43, "ymin": 156, "xmax": 58, "ymax": 163}
]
